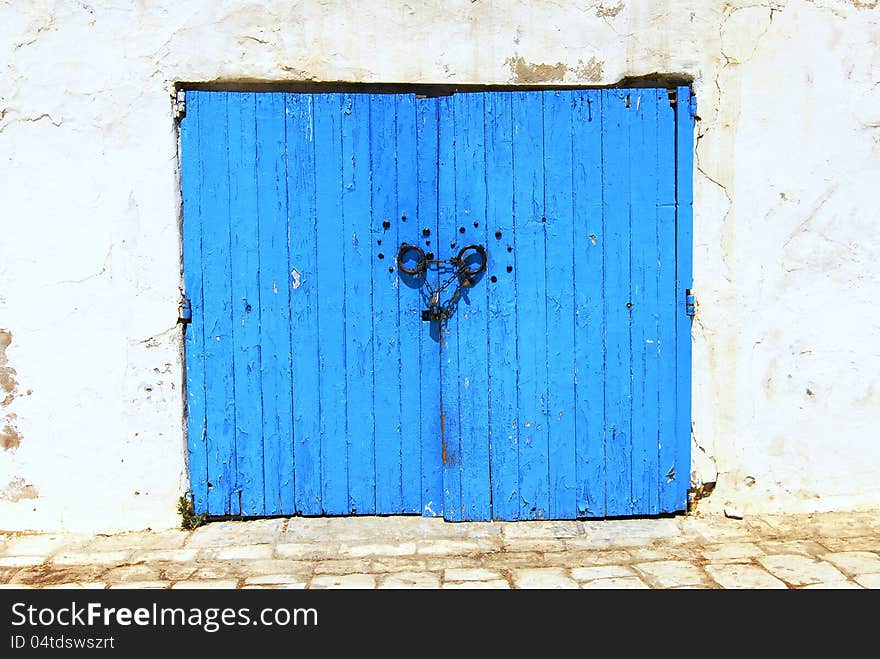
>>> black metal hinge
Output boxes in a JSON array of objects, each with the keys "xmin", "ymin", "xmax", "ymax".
[
  {"xmin": 178, "ymin": 293, "xmax": 192, "ymax": 325},
  {"xmin": 685, "ymin": 289, "xmax": 695, "ymax": 317}
]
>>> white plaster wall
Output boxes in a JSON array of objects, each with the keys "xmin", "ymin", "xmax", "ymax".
[{"xmin": 1, "ymin": 0, "xmax": 877, "ymax": 532}]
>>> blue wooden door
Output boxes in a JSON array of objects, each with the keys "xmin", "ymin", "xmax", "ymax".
[
  {"xmin": 180, "ymin": 87, "xmax": 693, "ymax": 520},
  {"xmin": 437, "ymin": 89, "xmax": 693, "ymax": 520},
  {"xmin": 181, "ymin": 92, "xmax": 443, "ymax": 517}
]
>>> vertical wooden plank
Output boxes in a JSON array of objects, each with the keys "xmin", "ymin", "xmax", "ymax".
[
  {"xmin": 396, "ymin": 94, "xmax": 422, "ymax": 513},
  {"xmin": 485, "ymin": 92, "xmax": 519, "ymax": 521},
  {"xmin": 228, "ymin": 93, "xmax": 262, "ymax": 516},
  {"xmin": 371, "ymin": 94, "xmax": 404, "ymax": 513},
  {"xmin": 415, "ymin": 96, "xmax": 443, "ymax": 516},
  {"xmin": 671, "ymin": 85, "xmax": 695, "ymax": 511},
  {"xmin": 657, "ymin": 89, "xmax": 678, "ymax": 513},
  {"xmin": 313, "ymin": 93, "xmax": 348, "ymax": 514},
  {"xmin": 341, "ymin": 93, "xmax": 376, "ymax": 515},
  {"xmin": 256, "ymin": 93, "xmax": 294, "ymax": 516},
  {"xmin": 452, "ymin": 92, "xmax": 491, "ymax": 521},
  {"xmin": 200, "ymin": 92, "xmax": 236, "ymax": 516},
  {"xmin": 629, "ymin": 89, "xmax": 661, "ymax": 515},
  {"xmin": 572, "ymin": 89, "xmax": 605, "ymax": 517},
  {"xmin": 181, "ymin": 92, "xmax": 209, "ymax": 514},
  {"xmin": 543, "ymin": 90, "xmax": 577, "ymax": 519},
  {"xmin": 512, "ymin": 91, "xmax": 549, "ymax": 520},
  {"xmin": 287, "ymin": 94, "xmax": 322, "ymax": 516},
  {"xmin": 601, "ymin": 89, "xmax": 633, "ymax": 517},
  {"xmin": 437, "ymin": 94, "xmax": 462, "ymax": 521}
]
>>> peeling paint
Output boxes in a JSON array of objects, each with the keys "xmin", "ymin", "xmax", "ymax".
[
  {"xmin": 595, "ymin": 2, "xmax": 624, "ymax": 18},
  {"xmin": 1, "ymin": 419, "xmax": 22, "ymax": 451},
  {"xmin": 291, "ymin": 268, "xmax": 302, "ymax": 289},
  {"xmin": 506, "ymin": 56, "xmax": 566, "ymax": 83},
  {"xmin": 0, "ymin": 330, "xmax": 21, "ymax": 450},
  {"xmin": 505, "ymin": 55, "xmax": 604, "ymax": 83},
  {"xmin": 0, "ymin": 329, "xmax": 18, "ymax": 406},
  {"xmin": 1, "ymin": 478, "xmax": 38, "ymax": 502},
  {"xmin": 574, "ymin": 56, "xmax": 605, "ymax": 81}
]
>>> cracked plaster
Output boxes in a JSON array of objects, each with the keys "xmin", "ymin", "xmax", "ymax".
[{"xmin": 0, "ymin": 0, "xmax": 878, "ymax": 531}]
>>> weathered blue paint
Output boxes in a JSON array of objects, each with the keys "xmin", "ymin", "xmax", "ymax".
[
  {"xmin": 181, "ymin": 92, "xmax": 208, "ymax": 513},
  {"xmin": 571, "ymin": 89, "xmax": 605, "ymax": 517},
  {"xmin": 370, "ymin": 94, "xmax": 404, "ymax": 514},
  {"xmin": 437, "ymin": 94, "xmax": 461, "ymax": 521},
  {"xmin": 512, "ymin": 91, "xmax": 550, "ymax": 520},
  {"xmin": 313, "ymin": 93, "xmax": 348, "ymax": 515},
  {"xmin": 342, "ymin": 93, "xmax": 374, "ymax": 516},
  {"xmin": 396, "ymin": 95, "xmax": 423, "ymax": 514},
  {"xmin": 200, "ymin": 92, "xmax": 236, "ymax": 516},
  {"xmin": 544, "ymin": 90, "xmax": 577, "ymax": 519},
  {"xmin": 657, "ymin": 90, "xmax": 678, "ymax": 513},
  {"xmin": 449, "ymin": 92, "xmax": 492, "ymax": 521},
  {"xmin": 671, "ymin": 86, "xmax": 696, "ymax": 511},
  {"xmin": 228, "ymin": 93, "xmax": 261, "ymax": 516},
  {"xmin": 286, "ymin": 94, "xmax": 322, "ymax": 516},
  {"xmin": 415, "ymin": 98, "xmax": 443, "ymax": 517},
  {"xmin": 180, "ymin": 88, "xmax": 693, "ymax": 519},
  {"xmin": 630, "ymin": 89, "xmax": 661, "ymax": 515},
  {"xmin": 485, "ymin": 92, "xmax": 519, "ymax": 521},
  {"xmin": 255, "ymin": 92, "xmax": 294, "ymax": 516},
  {"xmin": 601, "ymin": 90, "xmax": 632, "ymax": 517}
]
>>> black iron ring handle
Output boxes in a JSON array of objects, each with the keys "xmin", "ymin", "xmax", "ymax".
[
  {"xmin": 455, "ymin": 244, "xmax": 487, "ymax": 277},
  {"xmin": 396, "ymin": 242, "xmax": 427, "ymax": 276}
]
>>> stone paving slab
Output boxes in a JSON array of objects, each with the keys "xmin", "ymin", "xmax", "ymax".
[
  {"xmin": 0, "ymin": 556, "xmax": 46, "ymax": 567},
  {"xmin": 444, "ymin": 568, "xmax": 502, "ymax": 581},
  {"xmin": 443, "ymin": 580, "xmax": 510, "ymax": 589},
  {"xmin": 339, "ymin": 542, "xmax": 417, "ymax": 557},
  {"xmin": 501, "ymin": 521, "xmax": 580, "ymax": 539},
  {"xmin": 109, "ymin": 581, "xmax": 169, "ymax": 589},
  {"xmin": 512, "ymin": 568, "xmax": 578, "ymax": 589},
  {"xmin": 821, "ymin": 551, "xmax": 880, "ymax": 576},
  {"xmin": 701, "ymin": 542, "xmax": 766, "ymax": 563},
  {"xmin": 76, "ymin": 530, "xmax": 190, "ymax": 553},
  {"xmin": 817, "ymin": 536, "xmax": 880, "ymax": 553},
  {"xmin": 43, "ymin": 582, "xmax": 107, "ymax": 590},
  {"xmin": 704, "ymin": 563, "xmax": 787, "ymax": 589},
  {"xmin": 172, "ymin": 580, "xmax": 239, "ymax": 589},
  {"xmin": 580, "ymin": 576, "xmax": 650, "ymax": 589},
  {"xmin": 757, "ymin": 555, "xmax": 847, "ymax": 586},
  {"xmin": 800, "ymin": 581, "xmax": 863, "ymax": 589},
  {"xmin": 633, "ymin": 560, "xmax": 713, "ymax": 588},
  {"xmin": 241, "ymin": 583, "xmax": 306, "ymax": 590},
  {"xmin": 378, "ymin": 572, "xmax": 441, "ymax": 589},
  {"xmin": 853, "ymin": 574, "xmax": 880, "ymax": 589},
  {"xmin": 0, "ymin": 511, "xmax": 876, "ymax": 589},
  {"xmin": 310, "ymin": 574, "xmax": 376, "ymax": 589},
  {"xmin": 571, "ymin": 565, "xmax": 635, "ymax": 581},
  {"xmin": 758, "ymin": 540, "xmax": 830, "ymax": 556},
  {"xmin": 185, "ymin": 519, "xmax": 285, "ymax": 548}
]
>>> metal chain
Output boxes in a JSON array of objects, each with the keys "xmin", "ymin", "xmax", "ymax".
[
  {"xmin": 398, "ymin": 242, "xmax": 486, "ymax": 323},
  {"xmin": 422, "ymin": 263, "xmax": 469, "ymax": 322}
]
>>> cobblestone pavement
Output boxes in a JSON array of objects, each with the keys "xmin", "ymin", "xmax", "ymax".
[{"xmin": 1, "ymin": 511, "xmax": 878, "ymax": 589}]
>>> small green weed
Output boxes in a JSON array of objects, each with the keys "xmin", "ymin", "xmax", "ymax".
[{"xmin": 177, "ymin": 493, "xmax": 207, "ymax": 530}]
